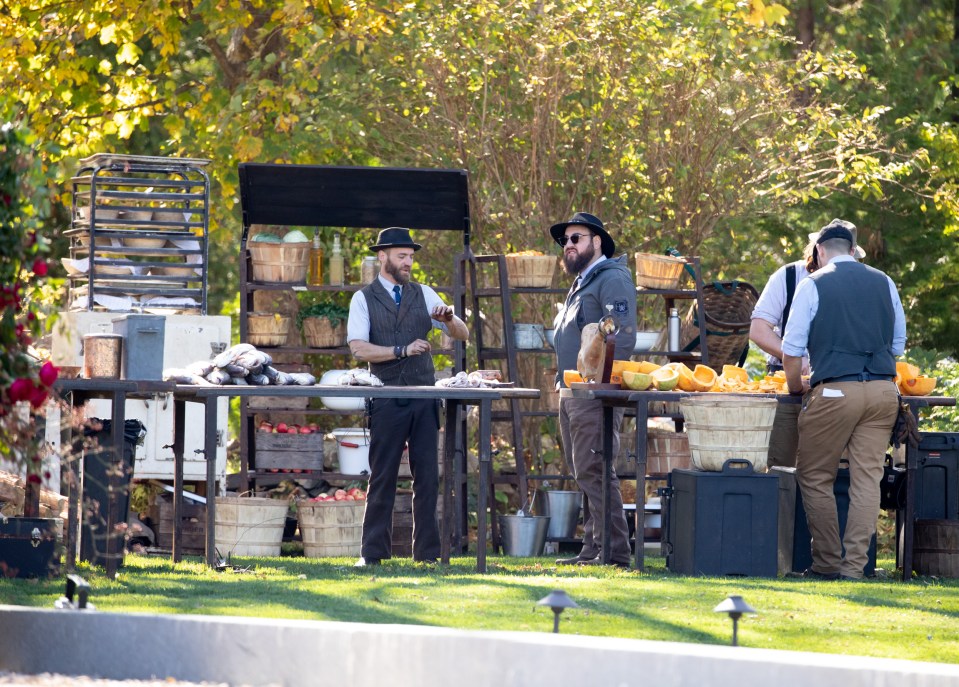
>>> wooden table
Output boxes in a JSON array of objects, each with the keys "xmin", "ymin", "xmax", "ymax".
[
  {"xmin": 569, "ymin": 385, "xmax": 954, "ymax": 577},
  {"xmin": 170, "ymin": 384, "xmax": 538, "ymax": 572},
  {"xmin": 54, "ymin": 378, "xmax": 175, "ymax": 578}
]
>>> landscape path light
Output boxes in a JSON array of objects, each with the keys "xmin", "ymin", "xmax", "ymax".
[
  {"xmin": 537, "ymin": 589, "xmax": 578, "ymax": 634},
  {"xmin": 713, "ymin": 594, "xmax": 756, "ymax": 646}
]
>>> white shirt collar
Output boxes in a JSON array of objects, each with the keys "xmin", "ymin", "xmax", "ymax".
[{"xmin": 578, "ymin": 255, "xmax": 607, "ymax": 280}]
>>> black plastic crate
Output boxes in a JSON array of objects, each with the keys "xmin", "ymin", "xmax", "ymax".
[
  {"xmin": 0, "ymin": 517, "xmax": 60, "ymax": 578},
  {"xmin": 664, "ymin": 459, "xmax": 779, "ymax": 577},
  {"xmin": 915, "ymin": 433, "xmax": 959, "ymax": 521},
  {"xmin": 782, "ymin": 466, "xmax": 877, "ymax": 577}
]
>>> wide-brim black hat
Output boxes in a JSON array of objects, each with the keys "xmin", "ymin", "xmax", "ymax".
[
  {"xmin": 369, "ymin": 227, "xmax": 421, "ymax": 252},
  {"xmin": 549, "ymin": 211, "xmax": 615, "ymax": 258}
]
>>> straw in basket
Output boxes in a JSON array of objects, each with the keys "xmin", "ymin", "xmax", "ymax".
[
  {"xmin": 680, "ymin": 280, "xmax": 759, "ymax": 369},
  {"xmin": 634, "ymin": 252, "xmax": 687, "ymax": 289},
  {"xmin": 246, "ymin": 312, "xmax": 291, "ymax": 347},
  {"xmin": 302, "ymin": 317, "xmax": 347, "ymax": 348},
  {"xmin": 680, "ymin": 396, "xmax": 777, "ymax": 472},
  {"xmin": 504, "ymin": 254, "xmax": 558, "ymax": 288}
]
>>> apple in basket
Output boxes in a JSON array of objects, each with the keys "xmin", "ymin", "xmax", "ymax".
[
  {"xmin": 299, "ymin": 426, "xmax": 312, "ymax": 434},
  {"xmin": 258, "ymin": 421, "xmax": 273, "ymax": 432},
  {"xmin": 348, "ymin": 487, "xmax": 366, "ymax": 501},
  {"xmin": 275, "ymin": 422, "xmax": 289, "ymax": 433},
  {"xmin": 334, "ymin": 489, "xmax": 348, "ymax": 501}
]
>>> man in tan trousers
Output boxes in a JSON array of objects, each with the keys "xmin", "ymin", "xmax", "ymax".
[{"xmin": 781, "ymin": 220, "xmax": 905, "ymax": 580}]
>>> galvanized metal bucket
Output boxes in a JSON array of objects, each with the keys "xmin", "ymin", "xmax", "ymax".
[{"xmin": 82, "ymin": 333, "xmax": 122, "ymax": 378}]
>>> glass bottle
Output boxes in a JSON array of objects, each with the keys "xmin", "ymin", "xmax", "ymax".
[
  {"xmin": 328, "ymin": 232, "xmax": 345, "ymax": 286},
  {"xmin": 361, "ymin": 256, "xmax": 378, "ymax": 283},
  {"xmin": 308, "ymin": 228, "xmax": 324, "ymax": 286}
]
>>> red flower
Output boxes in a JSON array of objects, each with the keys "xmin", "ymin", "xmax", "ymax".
[
  {"xmin": 8, "ymin": 377, "xmax": 33, "ymax": 403},
  {"xmin": 32, "ymin": 259, "xmax": 48, "ymax": 277},
  {"xmin": 29, "ymin": 386, "xmax": 48, "ymax": 409},
  {"xmin": 38, "ymin": 361, "xmax": 58, "ymax": 387}
]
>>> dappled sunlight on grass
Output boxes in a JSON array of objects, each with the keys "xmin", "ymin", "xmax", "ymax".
[{"xmin": 5, "ymin": 553, "xmax": 959, "ymax": 663}]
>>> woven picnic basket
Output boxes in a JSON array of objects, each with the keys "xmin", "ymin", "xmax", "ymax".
[{"xmin": 680, "ymin": 281, "xmax": 759, "ymax": 369}]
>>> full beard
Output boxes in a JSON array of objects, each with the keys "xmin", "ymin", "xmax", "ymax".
[
  {"xmin": 563, "ymin": 242, "xmax": 595, "ymax": 276},
  {"xmin": 385, "ymin": 258, "xmax": 411, "ymax": 285}
]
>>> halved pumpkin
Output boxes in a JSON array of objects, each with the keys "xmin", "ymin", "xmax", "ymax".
[
  {"xmin": 895, "ymin": 361, "xmax": 921, "ymax": 392},
  {"xmin": 650, "ymin": 366, "xmax": 680, "ymax": 391},
  {"xmin": 721, "ymin": 365, "xmax": 749, "ymax": 383},
  {"xmin": 664, "ymin": 362, "xmax": 697, "ymax": 391},
  {"xmin": 622, "ymin": 370, "xmax": 654, "ymax": 391},
  {"xmin": 901, "ymin": 375, "xmax": 937, "ymax": 396},
  {"xmin": 689, "ymin": 364, "xmax": 718, "ymax": 392},
  {"xmin": 610, "ymin": 360, "xmax": 631, "ymax": 387}
]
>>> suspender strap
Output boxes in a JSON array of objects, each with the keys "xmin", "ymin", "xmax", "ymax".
[{"xmin": 782, "ymin": 263, "xmax": 796, "ymax": 333}]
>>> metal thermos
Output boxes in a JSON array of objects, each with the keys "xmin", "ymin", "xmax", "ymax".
[{"xmin": 667, "ymin": 308, "xmax": 681, "ymax": 351}]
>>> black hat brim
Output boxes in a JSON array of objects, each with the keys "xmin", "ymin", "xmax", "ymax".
[
  {"xmin": 549, "ymin": 220, "xmax": 615, "ymax": 258},
  {"xmin": 369, "ymin": 242, "xmax": 421, "ymax": 252}
]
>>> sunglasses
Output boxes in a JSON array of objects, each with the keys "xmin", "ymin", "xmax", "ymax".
[{"xmin": 558, "ymin": 232, "xmax": 593, "ymax": 247}]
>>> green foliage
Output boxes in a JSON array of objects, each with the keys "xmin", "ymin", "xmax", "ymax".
[
  {"xmin": 0, "ymin": 124, "xmax": 55, "ymax": 472},
  {"xmin": 900, "ymin": 348, "xmax": 959, "ymax": 431}
]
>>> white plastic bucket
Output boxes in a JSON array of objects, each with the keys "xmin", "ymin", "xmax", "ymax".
[{"xmin": 332, "ymin": 428, "xmax": 371, "ymax": 475}]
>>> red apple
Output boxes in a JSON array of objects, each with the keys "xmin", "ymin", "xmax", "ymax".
[
  {"xmin": 275, "ymin": 422, "xmax": 288, "ymax": 433},
  {"xmin": 258, "ymin": 421, "xmax": 273, "ymax": 432},
  {"xmin": 353, "ymin": 491, "xmax": 366, "ymax": 501},
  {"xmin": 344, "ymin": 494, "xmax": 355, "ymax": 501},
  {"xmin": 299, "ymin": 426, "xmax": 312, "ymax": 434},
  {"xmin": 308, "ymin": 423, "xmax": 319, "ymax": 432}
]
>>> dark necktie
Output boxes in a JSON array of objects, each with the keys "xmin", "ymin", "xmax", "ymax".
[{"xmin": 393, "ymin": 284, "xmax": 402, "ymax": 307}]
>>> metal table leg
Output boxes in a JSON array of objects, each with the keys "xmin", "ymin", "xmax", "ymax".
[
  {"xmin": 601, "ymin": 403, "xmax": 614, "ymax": 565},
  {"xmin": 634, "ymin": 400, "xmax": 649, "ymax": 572},
  {"xmin": 477, "ymin": 398, "xmax": 492, "ymax": 573},
  {"xmin": 172, "ymin": 397, "xmax": 185, "ymax": 563},
  {"xmin": 204, "ymin": 397, "xmax": 218, "ymax": 567},
  {"xmin": 104, "ymin": 390, "xmax": 127, "ymax": 580},
  {"xmin": 441, "ymin": 400, "xmax": 458, "ymax": 565}
]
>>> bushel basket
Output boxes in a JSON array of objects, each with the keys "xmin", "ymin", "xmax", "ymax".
[
  {"xmin": 248, "ymin": 241, "xmax": 310, "ymax": 283},
  {"xmin": 302, "ymin": 317, "xmax": 347, "ymax": 348},
  {"xmin": 680, "ymin": 396, "xmax": 777, "ymax": 472},
  {"xmin": 680, "ymin": 280, "xmax": 758, "ymax": 369},
  {"xmin": 634, "ymin": 252, "xmax": 686, "ymax": 289},
  {"xmin": 504, "ymin": 254, "xmax": 557, "ymax": 288}
]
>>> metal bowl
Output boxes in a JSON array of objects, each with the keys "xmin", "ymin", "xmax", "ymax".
[{"xmin": 633, "ymin": 330, "xmax": 662, "ymax": 353}]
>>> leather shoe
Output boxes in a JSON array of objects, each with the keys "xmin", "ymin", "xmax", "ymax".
[
  {"xmin": 555, "ymin": 555, "xmax": 596, "ymax": 565},
  {"xmin": 354, "ymin": 557, "xmax": 382, "ymax": 567},
  {"xmin": 786, "ymin": 568, "xmax": 839, "ymax": 580},
  {"xmin": 577, "ymin": 557, "xmax": 629, "ymax": 570}
]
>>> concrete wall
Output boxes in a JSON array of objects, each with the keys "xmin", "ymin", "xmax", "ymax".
[{"xmin": 2, "ymin": 605, "xmax": 959, "ymax": 687}]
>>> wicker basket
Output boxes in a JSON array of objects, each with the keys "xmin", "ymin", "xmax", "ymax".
[
  {"xmin": 504, "ymin": 254, "xmax": 558, "ymax": 287},
  {"xmin": 680, "ymin": 396, "xmax": 777, "ymax": 471},
  {"xmin": 247, "ymin": 312, "xmax": 292, "ymax": 347},
  {"xmin": 680, "ymin": 280, "xmax": 759, "ymax": 369},
  {"xmin": 302, "ymin": 317, "xmax": 347, "ymax": 348},
  {"xmin": 248, "ymin": 241, "xmax": 310, "ymax": 283},
  {"xmin": 634, "ymin": 252, "xmax": 686, "ymax": 289}
]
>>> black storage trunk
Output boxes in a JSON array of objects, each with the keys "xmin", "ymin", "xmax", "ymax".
[
  {"xmin": 0, "ymin": 517, "xmax": 60, "ymax": 578},
  {"xmin": 914, "ymin": 433, "xmax": 959, "ymax": 521},
  {"xmin": 664, "ymin": 459, "xmax": 779, "ymax": 577},
  {"xmin": 779, "ymin": 466, "xmax": 877, "ymax": 577}
]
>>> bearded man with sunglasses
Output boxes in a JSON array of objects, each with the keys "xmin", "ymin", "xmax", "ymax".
[{"xmin": 550, "ymin": 212, "xmax": 637, "ymax": 568}]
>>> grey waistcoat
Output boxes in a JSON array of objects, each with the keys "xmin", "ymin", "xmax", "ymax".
[
  {"xmin": 807, "ymin": 261, "xmax": 896, "ymax": 386},
  {"xmin": 362, "ymin": 281, "xmax": 435, "ymax": 386}
]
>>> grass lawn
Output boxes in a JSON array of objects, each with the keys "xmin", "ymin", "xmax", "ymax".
[{"xmin": 5, "ymin": 549, "xmax": 959, "ymax": 665}]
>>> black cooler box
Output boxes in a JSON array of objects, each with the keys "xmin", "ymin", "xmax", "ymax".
[
  {"xmin": 664, "ymin": 459, "xmax": 779, "ymax": 577},
  {"xmin": 914, "ymin": 433, "xmax": 959, "ymax": 520}
]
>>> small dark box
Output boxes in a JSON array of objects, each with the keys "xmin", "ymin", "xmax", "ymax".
[
  {"xmin": 665, "ymin": 459, "xmax": 779, "ymax": 577},
  {"xmin": 0, "ymin": 517, "xmax": 60, "ymax": 579},
  {"xmin": 915, "ymin": 433, "xmax": 959, "ymax": 521}
]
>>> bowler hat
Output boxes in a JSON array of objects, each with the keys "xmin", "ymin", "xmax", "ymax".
[
  {"xmin": 369, "ymin": 227, "xmax": 421, "ymax": 252},
  {"xmin": 808, "ymin": 219, "xmax": 866, "ymax": 259},
  {"xmin": 549, "ymin": 212, "xmax": 615, "ymax": 258}
]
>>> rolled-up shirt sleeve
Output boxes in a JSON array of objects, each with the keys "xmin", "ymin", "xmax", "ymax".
[
  {"xmin": 781, "ymin": 278, "xmax": 818, "ymax": 358},
  {"xmin": 889, "ymin": 276, "xmax": 907, "ymax": 356}
]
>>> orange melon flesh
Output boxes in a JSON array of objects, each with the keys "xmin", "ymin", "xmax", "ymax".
[
  {"xmin": 563, "ymin": 369, "xmax": 584, "ymax": 386},
  {"xmin": 664, "ymin": 362, "xmax": 696, "ymax": 391},
  {"xmin": 635, "ymin": 361, "xmax": 661, "ymax": 374},
  {"xmin": 721, "ymin": 365, "xmax": 749, "ymax": 383},
  {"xmin": 902, "ymin": 376, "xmax": 937, "ymax": 396},
  {"xmin": 690, "ymin": 364, "xmax": 717, "ymax": 392},
  {"xmin": 650, "ymin": 366, "xmax": 680, "ymax": 391}
]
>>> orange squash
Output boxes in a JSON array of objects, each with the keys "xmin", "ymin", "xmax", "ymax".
[
  {"xmin": 689, "ymin": 364, "xmax": 717, "ymax": 392},
  {"xmin": 901, "ymin": 375, "xmax": 937, "ymax": 397},
  {"xmin": 563, "ymin": 369, "xmax": 584, "ymax": 386},
  {"xmin": 665, "ymin": 362, "xmax": 697, "ymax": 391}
]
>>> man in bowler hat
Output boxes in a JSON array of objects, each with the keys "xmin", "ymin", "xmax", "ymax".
[
  {"xmin": 550, "ymin": 212, "xmax": 637, "ymax": 568},
  {"xmin": 347, "ymin": 227, "xmax": 469, "ymax": 566}
]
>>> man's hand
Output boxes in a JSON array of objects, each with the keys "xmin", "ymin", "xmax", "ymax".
[
  {"xmin": 406, "ymin": 338, "xmax": 432, "ymax": 357},
  {"xmin": 431, "ymin": 304, "xmax": 455, "ymax": 323}
]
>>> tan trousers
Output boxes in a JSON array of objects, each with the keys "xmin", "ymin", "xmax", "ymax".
[
  {"xmin": 796, "ymin": 380, "xmax": 899, "ymax": 578},
  {"xmin": 767, "ymin": 402, "xmax": 800, "ymax": 469}
]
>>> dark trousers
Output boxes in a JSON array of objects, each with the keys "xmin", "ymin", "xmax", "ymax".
[{"xmin": 361, "ymin": 397, "xmax": 440, "ymax": 561}]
